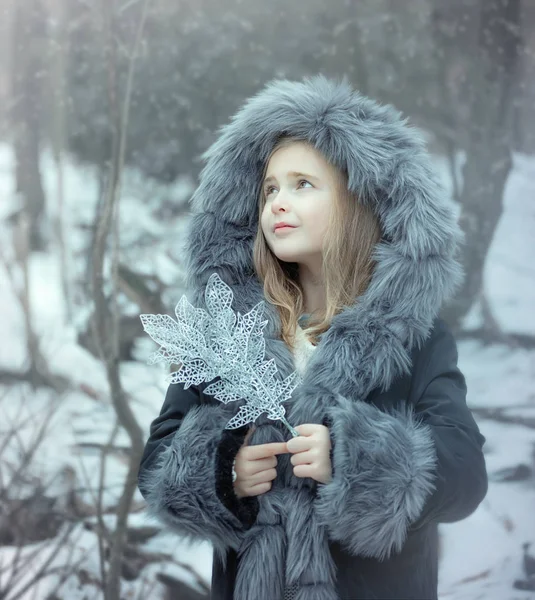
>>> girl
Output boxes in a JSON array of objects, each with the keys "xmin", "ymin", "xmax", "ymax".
[{"xmin": 137, "ymin": 75, "xmax": 488, "ymax": 600}]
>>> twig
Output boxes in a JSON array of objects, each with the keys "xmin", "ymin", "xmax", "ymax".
[
  {"xmin": 33, "ymin": 543, "xmax": 94, "ymax": 600},
  {"xmin": 0, "ymin": 246, "xmax": 70, "ymax": 393},
  {"xmin": 1, "ymin": 399, "xmax": 62, "ymax": 500},
  {"xmin": 97, "ymin": 420, "xmax": 121, "ymax": 589},
  {"xmin": 5, "ymin": 523, "xmax": 85, "ymax": 600},
  {"xmin": 0, "ymin": 393, "xmax": 62, "ymax": 508}
]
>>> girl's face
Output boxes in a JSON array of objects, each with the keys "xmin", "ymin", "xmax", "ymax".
[{"xmin": 260, "ymin": 142, "xmax": 337, "ymax": 274}]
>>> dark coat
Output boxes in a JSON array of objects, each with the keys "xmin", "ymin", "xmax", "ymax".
[
  {"xmin": 138, "ymin": 319, "xmax": 487, "ymax": 600},
  {"xmin": 137, "ymin": 76, "xmax": 488, "ymax": 600}
]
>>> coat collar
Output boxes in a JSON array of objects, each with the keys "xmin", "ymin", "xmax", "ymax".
[{"xmin": 183, "ymin": 75, "xmax": 463, "ymax": 422}]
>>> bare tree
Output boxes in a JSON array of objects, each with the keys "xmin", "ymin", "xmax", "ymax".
[
  {"xmin": 433, "ymin": 0, "xmax": 523, "ymax": 335},
  {"xmin": 88, "ymin": 0, "xmax": 150, "ymax": 598}
]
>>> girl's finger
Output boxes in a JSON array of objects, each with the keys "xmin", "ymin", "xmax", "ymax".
[
  {"xmin": 241, "ymin": 456, "xmax": 276, "ymax": 475},
  {"xmin": 244, "ymin": 442, "xmax": 288, "ymax": 460},
  {"xmin": 250, "ymin": 467, "xmax": 278, "ymax": 484},
  {"xmin": 286, "ymin": 436, "xmax": 311, "ymax": 454},
  {"xmin": 293, "ymin": 464, "xmax": 319, "ymax": 479},
  {"xmin": 290, "ymin": 451, "xmax": 314, "ymax": 466},
  {"xmin": 294, "ymin": 423, "xmax": 323, "ymax": 436},
  {"xmin": 247, "ymin": 481, "xmax": 272, "ymax": 496}
]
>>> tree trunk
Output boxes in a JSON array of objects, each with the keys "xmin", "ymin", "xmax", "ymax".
[
  {"xmin": 48, "ymin": 0, "xmax": 73, "ymax": 323},
  {"xmin": 514, "ymin": 0, "xmax": 535, "ymax": 154},
  {"xmin": 440, "ymin": 0, "xmax": 522, "ymax": 333},
  {"xmin": 11, "ymin": 0, "xmax": 48, "ymax": 252}
]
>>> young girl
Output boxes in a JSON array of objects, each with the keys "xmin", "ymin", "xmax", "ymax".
[{"xmin": 137, "ymin": 75, "xmax": 488, "ymax": 600}]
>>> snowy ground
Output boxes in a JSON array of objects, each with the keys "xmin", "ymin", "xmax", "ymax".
[{"xmin": 0, "ymin": 143, "xmax": 534, "ymax": 599}]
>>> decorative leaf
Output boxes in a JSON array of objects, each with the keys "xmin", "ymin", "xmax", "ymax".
[
  {"xmin": 204, "ymin": 379, "xmax": 243, "ymax": 404},
  {"xmin": 140, "ymin": 272, "xmax": 302, "ymax": 434},
  {"xmin": 266, "ymin": 403, "xmax": 286, "ymax": 421},
  {"xmin": 205, "ymin": 272, "xmax": 233, "ymax": 314},
  {"xmin": 140, "ymin": 313, "xmax": 180, "ymax": 347},
  {"xmin": 226, "ymin": 405, "xmax": 263, "ymax": 429},
  {"xmin": 174, "ymin": 295, "xmax": 195, "ymax": 325}
]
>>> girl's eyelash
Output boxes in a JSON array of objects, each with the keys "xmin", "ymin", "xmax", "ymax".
[{"xmin": 264, "ymin": 180, "xmax": 312, "ymax": 196}]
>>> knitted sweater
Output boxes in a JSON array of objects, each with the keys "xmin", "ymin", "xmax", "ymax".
[{"xmin": 292, "ymin": 319, "xmax": 317, "ymax": 376}]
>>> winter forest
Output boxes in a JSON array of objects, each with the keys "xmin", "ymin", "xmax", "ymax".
[{"xmin": 0, "ymin": 0, "xmax": 534, "ymax": 598}]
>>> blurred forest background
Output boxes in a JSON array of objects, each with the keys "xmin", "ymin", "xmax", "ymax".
[{"xmin": 0, "ymin": 0, "xmax": 534, "ymax": 599}]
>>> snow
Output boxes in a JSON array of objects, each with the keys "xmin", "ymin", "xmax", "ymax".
[{"xmin": 0, "ymin": 142, "xmax": 534, "ymax": 599}]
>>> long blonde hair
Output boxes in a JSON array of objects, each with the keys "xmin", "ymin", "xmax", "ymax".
[{"xmin": 253, "ymin": 136, "xmax": 382, "ymax": 350}]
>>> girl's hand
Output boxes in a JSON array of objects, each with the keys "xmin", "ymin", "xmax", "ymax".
[
  {"xmin": 233, "ymin": 427, "xmax": 288, "ymax": 498},
  {"xmin": 286, "ymin": 424, "xmax": 333, "ymax": 484}
]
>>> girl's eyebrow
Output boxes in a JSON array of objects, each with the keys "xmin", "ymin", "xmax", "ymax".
[{"xmin": 263, "ymin": 171, "xmax": 319, "ymax": 184}]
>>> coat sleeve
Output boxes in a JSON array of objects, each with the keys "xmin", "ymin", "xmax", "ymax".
[
  {"xmin": 136, "ymin": 381, "xmax": 259, "ymax": 559},
  {"xmin": 313, "ymin": 320, "xmax": 488, "ymax": 561}
]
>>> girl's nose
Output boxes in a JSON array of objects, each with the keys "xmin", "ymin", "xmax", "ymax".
[{"xmin": 271, "ymin": 190, "xmax": 290, "ymax": 213}]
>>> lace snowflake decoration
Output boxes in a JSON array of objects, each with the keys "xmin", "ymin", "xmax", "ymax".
[{"xmin": 140, "ymin": 273, "xmax": 301, "ymax": 437}]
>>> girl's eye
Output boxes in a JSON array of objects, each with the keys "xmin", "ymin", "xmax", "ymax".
[{"xmin": 264, "ymin": 180, "xmax": 312, "ymax": 198}]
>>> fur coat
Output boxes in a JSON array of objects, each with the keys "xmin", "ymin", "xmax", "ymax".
[{"xmin": 137, "ymin": 75, "xmax": 488, "ymax": 600}]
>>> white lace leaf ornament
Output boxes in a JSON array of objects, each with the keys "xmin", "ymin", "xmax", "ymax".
[
  {"xmin": 139, "ymin": 272, "xmax": 302, "ymax": 436},
  {"xmin": 203, "ymin": 379, "xmax": 243, "ymax": 404}
]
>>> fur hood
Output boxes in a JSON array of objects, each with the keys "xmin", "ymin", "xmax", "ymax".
[
  {"xmin": 145, "ymin": 76, "xmax": 471, "ymax": 600},
  {"xmin": 184, "ymin": 75, "xmax": 463, "ymax": 394}
]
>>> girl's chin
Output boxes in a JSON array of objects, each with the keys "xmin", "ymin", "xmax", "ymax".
[{"xmin": 272, "ymin": 251, "xmax": 303, "ymax": 263}]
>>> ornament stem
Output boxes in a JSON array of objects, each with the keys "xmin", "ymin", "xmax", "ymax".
[{"xmin": 280, "ymin": 415, "xmax": 299, "ymax": 437}]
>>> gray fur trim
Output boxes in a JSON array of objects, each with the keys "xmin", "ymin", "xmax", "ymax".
[
  {"xmin": 294, "ymin": 586, "xmax": 339, "ymax": 600},
  {"xmin": 314, "ymin": 394, "xmax": 437, "ymax": 560},
  {"xmin": 185, "ymin": 74, "xmax": 464, "ymax": 399},
  {"xmin": 138, "ymin": 403, "xmax": 245, "ymax": 562},
  {"xmin": 235, "ymin": 521, "xmax": 286, "ymax": 600},
  {"xmin": 234, "ymin": 485, "xmax": 339, "ymax": 600},
  {"xmin": 285, "ymin": 487, "xmax": 338, "ymax": 599}
]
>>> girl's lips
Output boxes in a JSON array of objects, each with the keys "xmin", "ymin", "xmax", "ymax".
[{"xmin": 274, "ymin": 226, "xmax": 297, "ymax": 234}]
